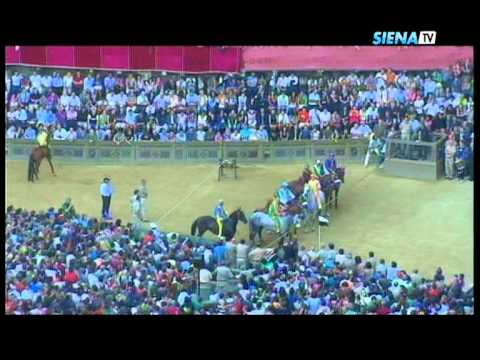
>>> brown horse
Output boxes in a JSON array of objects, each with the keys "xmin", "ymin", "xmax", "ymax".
[{"xmin": 28, "ymin": 145, "xmax": 56, "ymax": 182}]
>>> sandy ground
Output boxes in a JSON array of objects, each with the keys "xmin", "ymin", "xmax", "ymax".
[{"xmin": 6, "ymin": 160, "xmax": 474, "ymax": 283}]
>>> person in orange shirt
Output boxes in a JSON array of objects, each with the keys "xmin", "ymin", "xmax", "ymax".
[
  {"xmin": 298, "ymin": 107, "xmax": 310, "ymax": 125},
  {"xmin": 348, "ymin": 106, "xmax": 361, "ymax": 126},
  {"xmin": 386, "ymin": 68, "xmax": 397, "ymax": 85}
]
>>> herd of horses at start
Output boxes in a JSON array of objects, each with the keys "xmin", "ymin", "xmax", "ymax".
[
  {"xmin": 25, "ymin": 143, "xmax": 345, "ymax": 245},
  {"xmin": 191, "ymin": 164, "xmax": 346, "ymax": 244}
]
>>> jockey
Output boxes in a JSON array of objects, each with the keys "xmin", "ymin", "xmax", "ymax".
[
  {"xmin": 277, "ymin": 181, "xmax": 295, "ymax": 205},
  {"xmin": 36, "ymin": 124, "xmax": 48, "ymax": 147},
  {"xmin": 307, "ymin": 174, "xmax": 322, "ymax": 210},
  {"xmin": 214, "ymin": 199, "xmax": 229, "ymax": 238},
  {"xmin": 324, "ymin": 153, "xmax": 337, "ymax": 174},
  {"xmin": 36, "ymin": 124, "xmax": 52, "ymax": 159},
  {"xmin": 313, "ymin": 159, "xmax": 329, "ymax": 177},
  {"xmin": 60, "ymin": 197, "xmax": 76, "ymax": 219},
  {"xmin": 268, "ymin": 194, "xmax": 281, "ymax": 233}
]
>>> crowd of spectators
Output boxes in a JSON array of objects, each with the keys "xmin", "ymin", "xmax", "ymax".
[
  {"xmin": 5, "ymin": 60, "xmax": 473, "ymax": 145},
  {"xmin": 6, "ymin": 204, "xmax": 474, "ymax": 315}
]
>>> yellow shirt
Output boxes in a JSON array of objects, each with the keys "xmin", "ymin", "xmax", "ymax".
[
  {"xmin": 37, "ymin": 132, "xmax": 48, "ymax": 146},
  {"xmin": 308, "ymin": 179, "xmax": 321, "ymax": 194}
]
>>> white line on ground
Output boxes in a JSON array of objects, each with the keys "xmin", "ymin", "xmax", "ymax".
[{"xmin": 158, "ymin": 172, "xmax": 214, "ymax": 222}]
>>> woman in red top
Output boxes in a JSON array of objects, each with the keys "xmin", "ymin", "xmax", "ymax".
[
  {"xmin": 64, "ymin": 268, "xmax": 79, "ymax": 283},
  {"xmin": 298, "ymin": 107, "xmax": 310, "ymax": 125},
  {"xmin": 73, "ymin": 71, "xmax": 84, "ymax": 95},
  {"xmin": 143, "ymin": 231, "xmax": 155, "ymax": 246},
  {"xmin": 348, "ymin": 106, "xmax": 361, "ymax": 125}
]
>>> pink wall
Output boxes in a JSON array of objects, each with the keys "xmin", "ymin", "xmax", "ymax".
[
  {"xmin": 5, "ymin": 46, "xmax": 473, "ymax": 72},
  {"xmin": 5, "ymin": 46, "xmax": 242, "ymax": 73},
  {"xmin": 241, "ymin": 46, "xmax": 474, "ymax": 71}
]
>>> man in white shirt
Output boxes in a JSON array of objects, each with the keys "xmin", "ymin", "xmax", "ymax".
[
  {"xmin": 309, "ymin": 107, "xmax": 321, "ymax": 127},
  {"xmin": 60, "ymin": 92, "xmax": 71, "ymax": 107},
  {"xmin": 319, "ymin": 108, "xmax": 332, "ymax": 129},
  {"xmin": 66, "ymin": 128, "xmax": 77, "ymax": 142},
  {"xmin": 41, "ymin": 74, "xmax": 53, "ymax": 89},
  {"xmin": 100, "ymin": 177, "xmax": 114, "ymax": 219},
  {"xmin": 423, "ymin": 99, "xmax": 440, "ymax": 117},
  {"xmin": 30, "ymin": 71, "xmax": 42, "ymax": 91},
  {"xmin": 53, "ymin": 125, "xmax": 68, "ymax": 140},
  {"xmin": 199, "ymin": 266, "xmax": 213, "ymax": 301},
  {"xmin": 6, "ymin": 125, "xmax": 17, "ymax": 139},
  {"xmin": 196, "ymin": 128, "xmax": 206, "ymax": 141}
]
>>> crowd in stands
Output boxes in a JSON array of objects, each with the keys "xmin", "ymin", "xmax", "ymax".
[
  {"xmin": 5, "ymin": 60, "xmax": 473, "ymax": 145},
  {"xmin": 5, "ymin": 204, "xmax": 474, "ymax": 315}
]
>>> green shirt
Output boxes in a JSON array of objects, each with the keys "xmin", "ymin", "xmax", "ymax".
[{"xmin": 97, "ymin": 113, "xmax": 110, "ymax": 127}]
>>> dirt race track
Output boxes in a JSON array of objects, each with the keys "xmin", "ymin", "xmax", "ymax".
[{"xmin": 6, "ymin": 160, "xmax": 474, "ymax": 284}]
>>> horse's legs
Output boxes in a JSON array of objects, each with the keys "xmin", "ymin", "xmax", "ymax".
[
  {"xmin": 47, "ymin": 157, "xmax": 56, "ymax": 175},
  {"xmin": 335, "ymin": 189, "xmax": 339, "ymax": 208}
]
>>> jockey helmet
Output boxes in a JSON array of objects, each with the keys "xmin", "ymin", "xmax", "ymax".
[
  {"xmin": 329, "ymin": 152, "xmax": 335, "ymax": 158},
  {"xmin": 282, "ymin": 181, "xmax": 289, "ymax": 187},
  {"xmin": 316, "ymin": 159, "xmax": 321, "ymax": 165},
  {"xmin": 218, "ymin": 199, "xmax": 224, "ymax": 204}
]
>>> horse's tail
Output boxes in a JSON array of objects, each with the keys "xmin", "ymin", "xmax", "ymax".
[
  {"xmin": 190, "ymin": 218, "xmax": 198, "ymax": 236},
  {"xmin": 249, "ymin": 214, "xmax": 257, "ymax": 241},
  {"xmin": 28, "ymin": 153, "xmax": 35, "ymax": 182}
]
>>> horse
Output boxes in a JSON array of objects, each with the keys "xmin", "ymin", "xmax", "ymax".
[
  {"xmin": 288, "ymin": 166, "xmax": 311, "ymax": 197},
  {"xmin": 27, "ymin": 131, "xmax": 56, "ymax": 182},
  {"xmin": 190, "ymin": 208, "xmax": 248, "ymax": 241},
  {"xmin": 301, "ymin": 186, "xmax": 325, "ymax": 232},
  {"xmin": 249, "ymin": 211, "xmax": 302, "ymax": 245},
  {"xmin": 322, "ymin": 167, "xmax": 345, "ymax": 209}
]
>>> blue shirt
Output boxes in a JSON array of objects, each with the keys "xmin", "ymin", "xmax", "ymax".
[
  {"xmin": 52, "ymin": 76, "xmax": 63, "ymax": 88},
  {"xmin": 386, "ymin": 266, "xmax": 399, "ymax": 281},
  {"xmin": 104, "ymin": 76, "xmax": 115, "ymax": 90},
  {"xmin": 324, "ymin": 158, "xmax": 337, "ymax": 172},
  {"xmin": 186, "ymin": 130, "xmax": 196, "ymax": 141},
  {"xmin": 410, "ymin": 119, "xmax": 421, "ymax": 133},
  {"xmin": 458, "ymin": 146, "xmax": 472, "ymax": 161},
  {"xmin": 12, "ymin": 74, "xmax": 22, "ymax": 86},
  {"xmin": 240, "ymin": 127, "xmax": 251, "ymax": 140},
  {"xmin": 186, "ymin": 93, "xmax": 198, "ymax": 106},
  {"xmin": 19, "ymin": 91, "xmax": 30, "ymax": 103},
  {"xmin": 307, "ymin": 297, "xmax": 321, "ymax": 314},
  {"xmin": 24, "ymin": 128, "xmax": 36, "ymax": 140},
  {"xmin": 423, "ymin": 79, "xmax": 436, "ymax": 96},
  {"xmin": 125, "ymin": 112, "xmax": 137, "ymax": 125},
  {"xmin": 17, "ymin": 109, "xmax": 27, "ymax": 121},
  {"xmin": 214, "ymin": 204, "xmax": 228, "ymax": 219},
  {"xmin": 100, "ymin": 182, "xmax": 114, "ymax": 197},
  {"xmin": 159, "ymin": 132, "xmax": 168, "ymax": 142},
  {"xmin": 45, "ymin": 111, "xmax": 56, "ymax": 126},
  {"xmin": 84, "ymin": 76, "xmax": 95, "ymax": 90},
  {"xmin": 394, "ymin": 88, "xmax": 406, "ymax": 103},
  {"xmin": 213, "ymin": 244, "xmax": 226, "ymax": 263}
]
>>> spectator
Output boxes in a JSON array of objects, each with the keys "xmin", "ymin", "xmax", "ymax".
[{"xmin": 5, "ymin": 63, "xmax": 473, "ymax": 146}]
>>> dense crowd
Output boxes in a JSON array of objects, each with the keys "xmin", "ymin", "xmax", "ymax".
[
  {"xmin": 5, "ymin": 60, "xmax": 473, "ymax": 145},
  {"xmin": 5, "ymin": 205, "xmax": 474, "ymax": 315}
]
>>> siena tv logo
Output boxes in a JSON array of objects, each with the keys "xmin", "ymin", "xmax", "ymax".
[{"xmin": 372, "ymin": 31, "xmax": 437, "ymax": 45}]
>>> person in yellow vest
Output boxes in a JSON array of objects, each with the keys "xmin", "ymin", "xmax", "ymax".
[
  {"xmin": 36, "ymin": 124, "xmax": 52, "ymax": 159},
  {"xmin": 36, "ymin": 124, "xmax": 48, "ymax": 146},
  {"xmin": 214, "ymin": 200, "xmax": 229, "ymax": 238},
  {"xmin": 308, "ymin": 174, "xmax": 322, "ymax": 211},
  {"xmin": 268, "ymin": 194, "xmax": 282, "ymax": 233}
]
